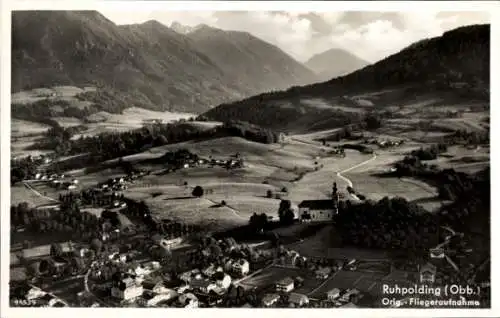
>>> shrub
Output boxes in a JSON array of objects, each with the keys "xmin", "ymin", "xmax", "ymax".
[{"xmin": 192, "ymin": 186, "xmax": 204, "ymax": 198}]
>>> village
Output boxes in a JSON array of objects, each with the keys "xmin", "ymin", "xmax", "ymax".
[
  {"xmin": 10, "ymin": 133, "xmax": 488, "ymax": 309},
  {"xmin": 11, "ymin": 156, "xmax": 469, "ymax": 309}
]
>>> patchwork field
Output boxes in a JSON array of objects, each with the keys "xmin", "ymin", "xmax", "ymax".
[{"xmin": 11, "ymin": 119, "xmax": 50, "ymax": 136}]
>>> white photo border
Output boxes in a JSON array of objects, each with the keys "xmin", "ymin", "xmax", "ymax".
[{"xmin": 1, "ymin": 1, "xmax": 499, "ymax": 317}]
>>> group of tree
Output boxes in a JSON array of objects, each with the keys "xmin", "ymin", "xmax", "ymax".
[
  {"xmin": 410, "ymin": 144, "xmax": 448, "ymax": 161},
  {"xmin": 10, "ymin": 155, "xmax": 46, "ymax": 185},
  {"xmin": 12, "ymin": 98, "xmax": 95, "ymax": 125},
  {"xmin": 335, "ymin": 197, "xmax": 439, "ymax": 252},
  {"xmin": 338, "ymin": 166, "xmax": 490, "ymax": 258},
  {"xmin": 12, "ymin": 202, "xmax": 102, "ymax": 240},
  {"xmin": 36, "ymin": 120, "xmax": 281, "ymax": 172},
  {"xmin": 277, "ymin": 200, "xmax": 296, "ymax": 225},
  {"xmin": 59, "ymin": 189, "xmax": 124, "ymax": 208},
  {"xmin": 393, "ymin": 154, "xmax": 485, "ymax": 201},
  {"xmin": 122, "ymin": 198, "xmax": 200, "ymax": 237},
  {"xmin": 32, "ymin": 123, "xmax": 87, "ymax": 154},
  {"xmin": 249, "ymin": 213, "xmax": 270, "ymax": 233},
  {"xmin": 443, "ymin": 129, "xmax": 489, "ymax": 146},
  {"xmin": 192, "ymin": 185, "xmax": 204, "ymax": 198},
  {"xmin": 218, "ymin": 120, "xmax": 281, "ymax": 144}
]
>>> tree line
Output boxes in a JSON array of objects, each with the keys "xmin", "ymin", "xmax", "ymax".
[{"xmin": 36, "ymin": 120, "xmax": 281, "ymax": 173}]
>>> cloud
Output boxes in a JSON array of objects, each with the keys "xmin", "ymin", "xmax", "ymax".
[{"xmin": 99, "ymin": 10, "xmax": 490, "ymax": 62}]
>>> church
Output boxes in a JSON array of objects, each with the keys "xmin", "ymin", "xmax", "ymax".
[{"xmin": 298, "ymin": 182, "xmax": 340, "ymax": 222}]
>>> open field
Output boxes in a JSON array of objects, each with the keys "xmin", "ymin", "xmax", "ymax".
[
  {"xmin": 146, "ymin": 197, "xmax": 248, "ymax": 231},
  {"xmin": 345, "ymin": 173, "xmax": 439, "ymax": 207},
  {"xmin": 11, "ymin": 119, "xmax": 50, "ymax": 136},
  {"xmin": 11, "ymin": 184, "xmax": 57, "ymax": 207}
]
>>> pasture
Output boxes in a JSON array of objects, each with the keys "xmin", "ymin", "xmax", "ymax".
[
  {"xmin": 146, "ymin": 197, "xmax": 248, "ymax": 231},
  {"xmin": 11, "ymin": 184, "xmax": 57, "ymax": 207},
  {"xmin": 123, "ymin": 182, "xmax": 281, "ymax": 230},
  {"xmin": 286, "ymin": 225, "xmax": 390, "ymax": 261}
]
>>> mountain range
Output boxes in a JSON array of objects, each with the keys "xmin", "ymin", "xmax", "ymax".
[
  {"xmin": 305, "ymin": 48, "xmax": 370, "ymax": 82},
  {"xmin": 203, "ymin": 24, "xmax": 490, "ymax": 132},
  {"xmin": 11, "ymin": 11, "xmax": 318, "ymax": 114}
]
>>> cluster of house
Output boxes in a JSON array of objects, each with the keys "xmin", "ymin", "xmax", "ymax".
[
  {"xmin": 108, "ymin": 258, "xmax": 251, "ymax": 308},
  {"xmin": 37, "ymin": 173, "xmax": 80, "ymax": 190},
  {"xmin": 261, "ymin": 276, "xmax": 361, "ymax": 308},
  {"xmin": 97, "ymin": 176, "xmax": 130, "ymax": 192},
  {"xmin": 366, "ymin": 139, "xmax": 405, "ymax": 148},
  {"xmin": 28, "ymin": 154, "xmax": 53, "ymax": 164},
  {"xmin": 206, "ymin": 153, "xmax": 244, "ymax": 170},
  {"xmin": 13, "ymin": 285, "xmax": 68, "ymax": 307},
  {"xmin": 329, "ymin": 147, "xmax": 346, "ymax": 157}
]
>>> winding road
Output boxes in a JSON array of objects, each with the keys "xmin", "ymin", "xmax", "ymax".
[{"xmin": 336, "ymin": 153, "xmax": 378, "ymax": 201}]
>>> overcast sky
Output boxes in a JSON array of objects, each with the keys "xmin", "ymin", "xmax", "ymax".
[{"xmin": 99, "ymin": 10, "xmax": 490, "ymax": 62}]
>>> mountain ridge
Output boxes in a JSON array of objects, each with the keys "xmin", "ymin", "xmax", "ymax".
[
  {"xmin": 11, "ymin": 11, "xmax": 318, "ymax": 115},
  {"xmin": 202, "ymin": 24, "xmax": 490, "ymax": 132}
]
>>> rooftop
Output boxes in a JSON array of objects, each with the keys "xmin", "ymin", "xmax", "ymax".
[
  {"xmin": 277, "ymin": 277, "xmax": 294, "ymax": 286},
  {"xmin": 288, "ymin": 292, "xmax": 308, "ymax": 304},
  {"xmin": 298, "ymin": 200, "xmax": 334, "ymax": 210},
  {"xmin": 262, "ymin": 293, "xmax": 280, "ymax": 303}
]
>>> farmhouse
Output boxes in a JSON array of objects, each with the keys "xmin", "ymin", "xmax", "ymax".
[
  {"xmin": 299, "ymin": 183, "xmax": 339, "ymax": 222},
  {"xmin": 154, "ymin": 236, "xmax": 183, "ymax": 250},
  {"xmin": 111, "ymin": 277, "xmax": 144, "ymax": 300},
  {"xmin": 276, "ymin": 277, "xmax": 295, "ymax": 293}
]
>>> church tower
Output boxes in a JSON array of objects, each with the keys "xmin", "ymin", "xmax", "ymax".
[{"xmin": 332, "ymin": 182, "xmax": 339, "ymax": 214}]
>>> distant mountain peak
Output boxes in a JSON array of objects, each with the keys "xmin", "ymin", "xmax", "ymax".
[
  {"xmin": 142, "ymin": 20, "xmax": 167, "ymax": 28},
  {"xmin": 305, "ymin": 48, "xmax": 370, "ymax": 81}
]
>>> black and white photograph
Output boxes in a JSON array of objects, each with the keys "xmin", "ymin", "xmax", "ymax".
[{"xmin": 1, "ymin": 0, "xmax": 497, "ymax": 316}]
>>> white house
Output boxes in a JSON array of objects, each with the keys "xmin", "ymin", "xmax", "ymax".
[
  {"xmin": 276, "ymin": 277, "xmax": 294, "ymax": 293},
  {"xmin": 326, "ymin": 288, "xmax": 341, "ymax": 301},
  {"xmin": 147, "ymin": 294, "xmax": 171, "ymax": 307},
  {"xmin": 157, "ymin": 237, "xmax": 183, "ymax": 250},
  {"xmin": 232, "ymin": 259, "xmax": 250, "ymax": 276},
  {"xmin": 111, "ymin": 277, "xmax": 143, "ymax": 300},
  {"xmin": 262, "ymin": 293, "xmax": 280, "ymax": 307},
  {"xmin": 214, "ymin": 272, "xmax": 232, "ymax": 289}
]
